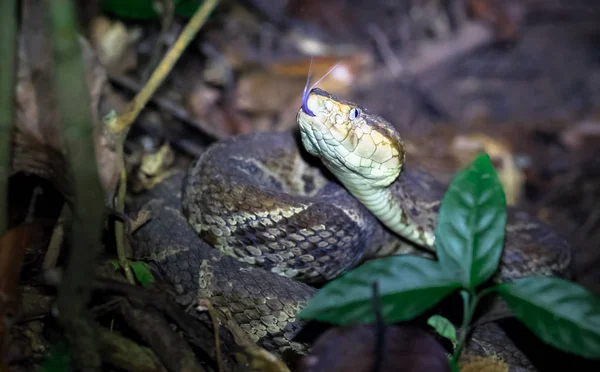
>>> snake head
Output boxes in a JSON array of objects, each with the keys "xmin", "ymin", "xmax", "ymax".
[{"xmin": 297, "ymin": 88, "xmax": 405, "ymax": 188}]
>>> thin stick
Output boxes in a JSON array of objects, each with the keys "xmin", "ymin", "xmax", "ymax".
[
  {"xmin": 115, "ymin": 167, "xmax": 135, "ymax": 284},
  {"xmin": 372, "ymin": 281, "xmax": 385, "ymax": 372},
  {"xmin": 107, "ymin": 0, "xmax": 221, "ymax": 134},
  {"xmin": 199, "ymin": 299, "xmax": 224, "ymax": 372},
  {"xmin": 0, "ymin": 0, "xmax": 18, "ymax": 234},
  {"xmin": 43, "ymin": 204, "xmax": 72, "ymax": 270},
  {"xmin": 109, "ymin": 0, "xmax": 219, "ymax": 284}
]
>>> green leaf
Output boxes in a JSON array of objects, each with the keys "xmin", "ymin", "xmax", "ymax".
[
  {"xmin": 435, "ymin": 153, "xmax": 507, "ymax": 289},
  {"xmin": 109, "ymin": 259, "xmax": 120, "ymax": 271},
  {"xmin": 297, "ymin": 256, "xmax": 461, "ymax": 324},
  {"xmin": 129, "ymin": 261, "xmax": 155, "ymax": 287},
  {"xmin": 428, "ymin": 315, "xmax": 457, "ymax": 348},
  {"xmin": 497, "ymin": 276, "xmax": 600, "ymax": 359}
]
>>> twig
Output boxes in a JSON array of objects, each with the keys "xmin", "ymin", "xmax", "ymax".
[
  {"xmin": 0, "ymin": 0, "xmax": 18, "ymax": 234},
  {"xmin": 49, "ymin": 0, "xmax": 108, "ymax": 369},
  {"xmin": 115, "ymin": 167, "xmax": 135, "ymax": 284},
  {"xmin": 198, "ymin": 299, "xmax": 224, "ymax": 372},
  {"xmin": 107, "ymin": 0, "xmax": 220, "ymax": 134},
  {"xmin": 95, "ymin": 323, "xmax": 168, "ymax": 372},
  {"xmin": 107, "ymin": 0, "xmax": 218, "ymax": 284},
  {"xmin": 42, "ymin": 204, "xmax": 71, "ymax": 270},
  {"xmin": 367, "ymin": 23, "xmax": 404, "ymax": 78},
  {"xmin": 371, "ymin": 282, "xmax": 385, "ymax": 372},
  {"xmin": 118, "ymin": 299, "xmax": 207, "ymax": 372},
  {"xmin": 361, "ymin": 21, "xmax": 493, "ymax": 87},
  {"xmin": 107, "ymin": 73, "xmax": 212, "ymax": 137},
  {"xmin": 141, "ymin": 0, "xmax": 175, "ymax": 82},
  {"xmin": 24, "ymin": 187, "xmax": 43, "ymax": 223},
  {"xmin": 91, "ymin": 278, "xmax": 232, "ymax": 363}
]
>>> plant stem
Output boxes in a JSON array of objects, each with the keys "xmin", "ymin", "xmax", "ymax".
[
  {"xmin": 107, "ymin": 0, "xmax": 220, "ymax": 134},
  {"xmin": 49, "ymin": 0, "xmax": 107, "ymax": 368},
  {"xmin": 0, "ymin": 0, "xmax": 18, "ymax": 234},
  {"xmin": 452, "ymin": 289, "xmax": 481, "ymax": 362},
  {"xmin": 115, "ymin": 167, "xmax": 135, "ymax": 284},
  {"xmin": 107, "ymin": 0, "xmax": 219, "ymax": 284}
]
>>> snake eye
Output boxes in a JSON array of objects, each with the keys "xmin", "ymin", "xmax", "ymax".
[{"xmin": 349, "ymin": 108, "xmax": 361, "ymax": 120}]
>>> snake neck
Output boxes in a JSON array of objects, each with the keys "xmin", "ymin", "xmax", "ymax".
[{"xmin": 331, "ymin": 169, "xmax": 436, "ymax": 252}]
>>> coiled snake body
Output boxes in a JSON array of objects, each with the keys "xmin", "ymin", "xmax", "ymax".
[
  {"xmin": 130, "ymin": 88, "xmax": 572, "ymax": 369},
  {"xmin": 182, "ymin": 88, "xmax": 571, "ymax": 283}
]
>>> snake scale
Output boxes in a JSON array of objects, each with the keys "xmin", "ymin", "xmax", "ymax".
[{"xmin": 128, "ymin": 88, "xmax": 572, "ymax": 370}]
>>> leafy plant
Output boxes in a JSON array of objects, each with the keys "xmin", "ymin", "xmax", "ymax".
[
  {"xmin": 428, "ymin": 315, "xmax": 457, "ymax": 350},
  {"xmin": 298, "ymin": 153, "xmax": 600, "ymax": 365}
]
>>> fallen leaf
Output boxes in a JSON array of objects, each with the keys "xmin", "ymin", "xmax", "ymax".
[
  {"xmin": 469, "ymin": 0, "xmax": 524, "ymax": 41},
  {"xmin": 560, "ymin": 118, "xmax": 600, "ymax": 151},
  {"xmin": 89, "ymin": 16, "xmax": 137, "ymax": 75},
  {"xmin": 235, "ymin": 52, "xmax": 372, "ymax": 133},
  {"xmin": 459, "ymin": 354, "xmax": 508, "ymax": 372},
  {"xmin": 451, "ymin": 133, "xmax": 524, "ymax": 205},
  {"xmin": 11, "ymin": 0, "xmax": 121, "ymax": 201}
]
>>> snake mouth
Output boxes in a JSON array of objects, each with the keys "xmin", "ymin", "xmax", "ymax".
[{"xmin": 300, "ymin": 88, "xmax": 330, "ymax": 117}]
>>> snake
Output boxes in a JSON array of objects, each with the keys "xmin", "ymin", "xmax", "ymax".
[{"xmin": 128, "ymin": 88, "xmax": 572, "ymax": 370}]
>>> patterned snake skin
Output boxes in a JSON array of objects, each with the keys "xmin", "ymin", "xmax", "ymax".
[{"xmin": 128, "ymin": 124, "xmax": 571, "ymax": 370}]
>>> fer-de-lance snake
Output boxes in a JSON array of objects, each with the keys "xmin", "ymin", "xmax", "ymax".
[{"xmin": 128, "ymin": 88, "xmax": 573, "ymax": 370}]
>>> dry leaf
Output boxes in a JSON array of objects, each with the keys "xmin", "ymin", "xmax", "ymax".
[
  {"xmin": 184, "ymin": 84, "xmax": 221, "ymax": 119},
  {"xmin": 560, "ymin": 118, "xmax": 600, "ymax": 151},
  {"xmin": 459, "ymin": 354, "xmax": 509, "ymax": 372},
  {"xmin": 469, "ymin": 0, "xmax": 524, "ymax": 41},
  {"xmin": 235, "ymin": 52, "xmax": 372, "ymax": 133},
  {"xmin": 451, "ymin": 133, "xmax": 524, "ymax": 205},
  {"xmin": 89, "ymin": 16, "xmax": 137, "ymax": 75},
  {"xmin": 11, "ymin": 0, "xmax": 121, "ymax": 201}
]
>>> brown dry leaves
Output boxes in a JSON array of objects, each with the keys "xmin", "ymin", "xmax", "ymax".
[
  {"xmin": 451, "ymin": 133, "xmax": 524, "ymax": 205},
  {"xmin": 11, "ymin": 1, "xmax": 121, "ymax": 201},
  {"xmin": 89, "ymin": 16, "xmax": 138, "ymax": 76},
  {"xmin": 459, "ymin": 355, "xmax": 509, "ymax": 372},
  {"xmin": 185, "ymin": 52, "xmax": 372, "ymax": 139}
]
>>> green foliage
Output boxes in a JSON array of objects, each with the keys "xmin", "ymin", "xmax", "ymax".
[
  {"xmin": 129, "ymin": 261, "xmax": 155, "ymax": 287},
  {"xmin": 297, "ymin": 256, "xmax": 461, "ymax": 324},
  {"xmin": 110, "ymin": 260, "xmax": 155, "ymax": 287},
  {"xmin": 109, "ymin": 259, "xmax": 120, "ymax": 271},
  {"xmin": 101, "ymin": 0, "xmax": 206, "ymax": 20},
  {"xmin": 297, "ymin": 152, "xmax": 600, "ymax": 364},
  {"xmin": 428, "ymin": 315, "xmax": 457, "ymax": 349},
  {"xmin": 435, "ymin": 154, "xmax": 507, "ymax": 290},
  {"xmin": 497, "ymin": 277, "xmax": 600, "ymax": 359}
]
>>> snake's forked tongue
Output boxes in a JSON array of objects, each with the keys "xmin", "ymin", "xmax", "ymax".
[{"xmin": 301, "ymin": 59, "xmax": 342, "ymax": 117}]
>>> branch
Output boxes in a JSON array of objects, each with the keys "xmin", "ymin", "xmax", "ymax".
[{"xmin": 107, "ymin": 0, "xmax": 221, "ymax": 134}]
